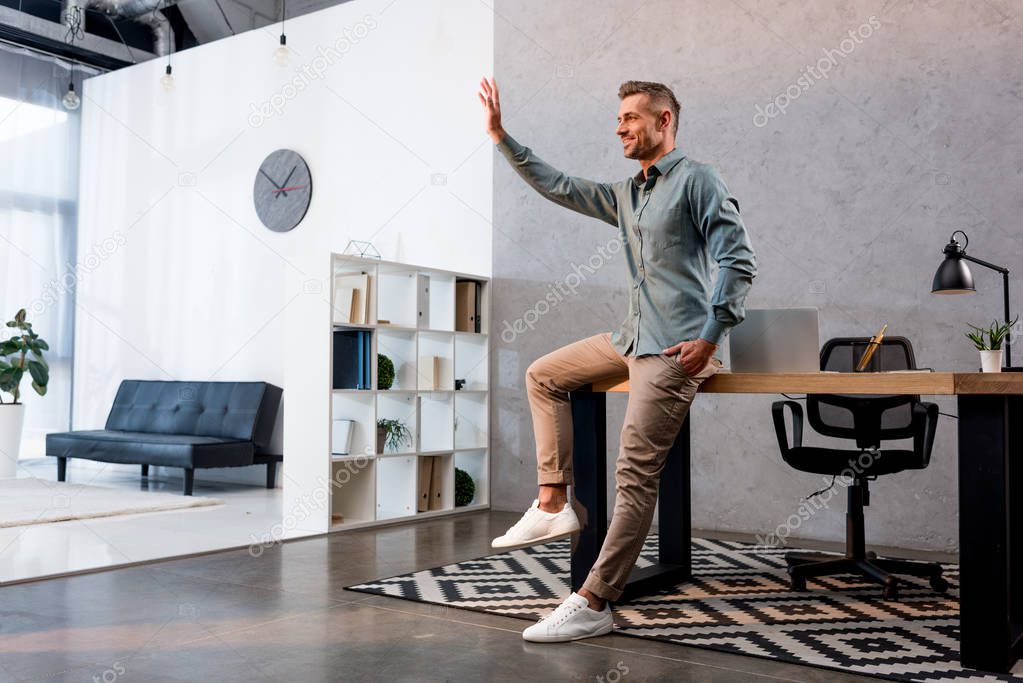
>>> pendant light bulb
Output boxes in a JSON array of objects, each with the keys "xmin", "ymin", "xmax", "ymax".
[
  {"xmin": 160, "ymin": 63, "xmax": 175, "ymax": 91},
  {"xmin": 275, "ymin": 34, "xmax": 290, "ymax": 67},
  {"xmin": 62, "ymin": 82, "xmax": 81, "ymax": 111}
]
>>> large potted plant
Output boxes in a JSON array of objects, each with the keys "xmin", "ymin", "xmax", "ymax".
[{"xmin": 0, "ymin": 309, "xmax": 50, "ymax": 478}]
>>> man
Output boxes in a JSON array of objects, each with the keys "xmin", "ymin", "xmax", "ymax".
[{"xmin": 479, "ymin": 77, "xmax": 756, "ymax": 642}]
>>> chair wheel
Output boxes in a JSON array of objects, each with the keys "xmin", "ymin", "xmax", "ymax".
[
  {"xmin": 930, "ymin": 576, "xmax": 949, "ymax": 593},
  {"xmin": 866, "ymin": 551, "xmax": 877, "ymax": 559},
  {"xmin": 883, "ymin": 582, "xmax": 899, "ymax": 600},
  {"xmin": 787, "ymin": 568, "xmax": 806, "ymax": 592}
]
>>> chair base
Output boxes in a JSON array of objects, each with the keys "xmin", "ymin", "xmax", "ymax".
[{"xmin": 786, "ymin": 550, "xmax": 949, "ymax": 600}]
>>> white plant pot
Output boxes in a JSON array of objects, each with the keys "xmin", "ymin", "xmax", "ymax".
[
  {"xmin": 0, "ymin": 403, "xmax": 26, "ymax": 479},
  {"xmin": 980, "ymin": 349, "xmax": 1003, "ymax": 373}
]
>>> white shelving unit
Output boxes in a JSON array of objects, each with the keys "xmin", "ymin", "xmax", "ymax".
[{"xmin": 327, "ymin": 254, "xmax": 490, "ymax": 529}]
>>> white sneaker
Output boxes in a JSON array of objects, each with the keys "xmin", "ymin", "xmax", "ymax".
[
  {"xmin": 491, "ymin": 499, "xmax": 580, "ymax": 549},
  {"xmin": 522, "ymin": 592, "xmax": 613, "ymax": 642}
]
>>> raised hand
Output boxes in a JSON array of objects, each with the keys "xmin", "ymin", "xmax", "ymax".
[{"xmin": 477, "ymin": 76, "xmax": 505, "ymax": 144}]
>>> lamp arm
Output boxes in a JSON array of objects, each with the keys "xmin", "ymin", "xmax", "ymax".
[
  {"xmin": 960, "ymin": 252, "xmax": 1009, "ymax": 275},
  {"xmin": 961, "ymin": 253, "xmax": 1013, "ymax": 366}
]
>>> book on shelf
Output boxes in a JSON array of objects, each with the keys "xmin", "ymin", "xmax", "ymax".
[
  {"xmin": 417, "ymin": 355, "xmax": 445, "ymax": 390},
  {"xmin": 455, "ymin": 280, "xmax": 481, "ymax": 333},
  {"xmin": 332, "ymin": 419, "xmax": 354, "ymax": 455},
  {"xmin": 333, "ymin": 273, "xmax": 371, "ymax": 324}
]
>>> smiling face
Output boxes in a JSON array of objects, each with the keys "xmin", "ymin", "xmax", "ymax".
[{"xmin": 615, "ymin": 93, "xmax": 673, "ymax": 160}]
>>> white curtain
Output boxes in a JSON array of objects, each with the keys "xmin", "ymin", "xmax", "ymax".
[{"xmin": 0, "ymin": 42, "xmax": 101, "ymax": 459}]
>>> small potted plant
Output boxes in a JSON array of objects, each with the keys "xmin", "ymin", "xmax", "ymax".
[
  {"xmin": 455, "ymin": 467, "xmax": 476, "ymax": 507},
  {"xmin": 376, "ymin": 418, "xmax": 412, "ymax": 454},
  {"xmin": 0, "ymin": 309, "xmax": 50, "ymax": 478},
  {"xmin": 965, "ymin": 316, "xmax": 1018, "ymax": 372},
  {"xmin": 378, "ymin": 354, "xmax": 395, "ymax": 390}
]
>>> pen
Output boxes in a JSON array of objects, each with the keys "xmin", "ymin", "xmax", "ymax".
[{"xmin": 856, "ymin": 323, "xmax": 888, "ymax": 372}]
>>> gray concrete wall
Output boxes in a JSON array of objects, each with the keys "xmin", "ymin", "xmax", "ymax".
[{"xmin": 490, "ymin": 0, "xmax": 1022, "ymax": 552}]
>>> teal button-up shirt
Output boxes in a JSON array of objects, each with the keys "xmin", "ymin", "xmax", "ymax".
[{"xmin": 496, "ymin": 133, "xmax": 757, "ymax": 357}]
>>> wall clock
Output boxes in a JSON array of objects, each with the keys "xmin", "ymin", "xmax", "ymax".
[{"xmin": 253, "ymin": 149, "xmax": 312, "ymax": 232}]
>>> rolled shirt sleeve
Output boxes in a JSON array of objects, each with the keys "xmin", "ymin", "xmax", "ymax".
[
  {"xmin": 496, "ymin": 133, "xmax": 619, "ymax": 227},
  {"xmin": 688, "ymin": 166, "xmax": 758, "ymax": 346}
]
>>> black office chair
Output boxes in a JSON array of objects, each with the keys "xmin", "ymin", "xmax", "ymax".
[{"xmin": 771, "ymin": 336, "xmax": 947, "ymax": 600}]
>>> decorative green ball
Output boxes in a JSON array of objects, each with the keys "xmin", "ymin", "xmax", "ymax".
[
  {"xmin": 455, "ymin": 467, "xmax": 475, "ymax": 507},
  {"xmin": 378, "ymin": 354, "xmax": 395, "ymax": 390}
]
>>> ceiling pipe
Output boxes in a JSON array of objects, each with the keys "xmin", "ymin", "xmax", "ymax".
[{"xmin": 62, "ymin": 0, "xmax": 180, "ymax": 56}]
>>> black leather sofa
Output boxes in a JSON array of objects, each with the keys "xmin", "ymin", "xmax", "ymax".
[{"xmin": 47, "ymin": 380, "xmax": 283, "ymax": 495}]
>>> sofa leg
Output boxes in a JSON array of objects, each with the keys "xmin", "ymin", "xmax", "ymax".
[
  {"xmin": 266, "ymin": 461, "xmax": 277, "ymax": 489},
  {"xmin": 183, "ymin": 468, "xmax": 194, "ymax": 496},
  {"xmin": 57, "ymin": 457, "xmax": 67, "ymax": 482},
  {"xmin": 141, "ymin": 464, "xmax": 149, "ymax": 478}
]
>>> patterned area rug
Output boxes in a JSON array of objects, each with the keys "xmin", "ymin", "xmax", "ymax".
[{"xmin": 348, "ymin": 536, "xmax": 1023, "ymax": 682}]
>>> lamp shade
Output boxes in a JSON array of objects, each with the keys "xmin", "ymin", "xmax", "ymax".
[{"xmin": 931, "ymin": 255, "xmax": 975, "ymax": 294}]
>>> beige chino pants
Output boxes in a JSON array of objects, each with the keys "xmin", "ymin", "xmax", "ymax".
[{"xmin": 525, "ymin": 332, "xmax": 722, "ymax": 601}]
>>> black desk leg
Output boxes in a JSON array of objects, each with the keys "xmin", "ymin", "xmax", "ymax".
[
  {"xmin": 958, "ymin": 395, "xmax": 1022, "ymax": 673},
  {"xmin": 570, "ymin": 387, "xmax": 607, "ymax": 593},
  {"xmin": 618, "ymin": 413, "xmax": 693, "ymax": 602},
  {"xmin": 569, "ymin": 387, "xmax": 695, "ymax": 602},
  {"xmin": 658, "ymin": 414, "xmax": 692, "ymax": 568}
]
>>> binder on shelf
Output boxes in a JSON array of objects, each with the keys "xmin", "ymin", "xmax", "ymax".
[
  {"xmin": 456, "ymin": 280, "xmax": 482, "ymax": 333},
  {"xmin": 428, "ymin": 455, "xmax": 444, "ymax": 510},
  {"xmin": 333, "ymin": 329, "xmax": 372, "ymax": 389},
  {"xmin": 417, "ymin": 274, "xmax": 430, "ymax": 328},
  {"xmin": 333, "ymin": 273, "xmax": 371, "ymax": 324},
  {"xmin": 417, "ymin": 456, "xmax": 434, "ymax": 512}
]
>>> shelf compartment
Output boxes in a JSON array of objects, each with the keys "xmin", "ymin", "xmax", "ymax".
[
  {"xmin": 330, "ymin": 458, "xmax": 376, "ymax": 525},
  {"xmin": 455, "ymin": 278, "xmax": 484, "ymax": 333},
  {"xmin": 454, "ymin": 392, "xmax": 488, "ymax": 450},
  {"xmin": 376, "ymin": 328, "xmax": 417, "ymax": 391},
  {"xmin": 416, "ymin": 453, "xmax": 453, "ymax": 512},
  {"xmin": 332, "ymin": 329, "xmax": 373, "ymax": 390},
  {"xmin": 419, "ymin": 392, "xmax": 454, "ymax": 452},
  {"xmin": 376, "ymin": 455, "xmax": 417, "ymax": 520},
  {"xmin": 455, "ymin": 449, "xmax": 487, "ymax": 507},
  {"xmin": 331, "ymin": 262, "xmax": 375, "ymax": 325},
  {"xmin": 454, "ymin": 334, "xmax": 488, "ymax": 391},
  {"xmin": 418, "ymin": 331, "xmax": 454, "ymax": 391},
  {"xmin": 376, "ymin": 392, "xmax": 417, "ymax": 454},
  {"xmin": 331, "ymin": 392, "xmax": 375, "ymax": 457},
  {"xmin": 377, "ymin": 266, "xmax": 418, "ymax": 328},
  {"xmin": 424, "ymin": 273, "xmax": 455, "ymax": 331}
]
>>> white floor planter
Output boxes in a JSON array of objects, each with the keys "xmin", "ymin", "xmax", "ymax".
[
  {"xmin": 0, "ymin": 404, "xmax": 26, "ymax": 479},
  {"xmin": 980, "ymin": 349, "xmax": 1003, "ymax": 373}
]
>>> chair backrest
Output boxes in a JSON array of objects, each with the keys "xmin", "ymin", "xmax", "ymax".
[
  {"xmin": 807, "ymin": 336, "xmax": 919, "ymax": 449},
  {"xmin": 105, "ymin": 380, "xmax": 282, "ymax": 448}
]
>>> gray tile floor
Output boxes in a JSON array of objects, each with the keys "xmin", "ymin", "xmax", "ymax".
[{"xmin": 0, "ymin": 510, "xmax": 885, "ymax": 682}]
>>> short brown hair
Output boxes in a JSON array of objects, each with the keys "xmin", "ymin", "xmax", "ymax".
[{"xmin": 617, "ymin": 81, "xmax": 681, "ymax": 136}]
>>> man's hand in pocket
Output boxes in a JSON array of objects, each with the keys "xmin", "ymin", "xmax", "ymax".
[{"xmin": 662, "ymin": 338, "xmax": 718, "ymax": 376}]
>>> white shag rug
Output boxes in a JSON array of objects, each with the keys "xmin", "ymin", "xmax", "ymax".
[{"xmin": 0, "ymin": 478, "xmax": 223, "ymax": 527}]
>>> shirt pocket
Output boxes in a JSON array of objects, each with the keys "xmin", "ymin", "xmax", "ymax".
[{"xmin": 645, "ymin": 210, "xmax": 686, "ymax": 263}]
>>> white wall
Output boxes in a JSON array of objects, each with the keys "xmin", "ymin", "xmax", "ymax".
[{"xmin": 74, "ymin": 0, "xmax": 493, "ymax": 495}]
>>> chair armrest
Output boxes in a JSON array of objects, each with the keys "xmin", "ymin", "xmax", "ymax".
[
  {"xmin": 912, "ymin": 401, "xmax": 940, "ymax": 466},
  {"xmin": 771, "ymin": 400, "xmax": 804, "ymax": 455}
]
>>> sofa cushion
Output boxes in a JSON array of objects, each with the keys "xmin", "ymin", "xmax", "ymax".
[
  {"xmin": 46, "ymin": 430, "xmax": 254, "ymax": 469},
  {"xmin": 104, "ymin": 381, "xmax": 281, "ymax": 446}
]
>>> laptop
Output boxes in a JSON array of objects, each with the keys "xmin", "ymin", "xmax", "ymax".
[{"xmin": 728, "ymin": 308, "xmax": 820, "ymax": 373}]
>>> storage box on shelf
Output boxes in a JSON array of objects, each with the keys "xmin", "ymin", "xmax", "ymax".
[{"xmin": 328, "ymin": 254, "xmax": 490, "ymax": 530}]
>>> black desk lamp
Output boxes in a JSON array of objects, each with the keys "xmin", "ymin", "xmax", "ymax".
[{"xmin": 931, "ymin": 230, "xmax": 1019, "ymax": 370}]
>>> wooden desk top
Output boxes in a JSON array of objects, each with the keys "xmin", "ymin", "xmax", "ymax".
[{"xmin": 591, "ymin": 371, "xmax": 1023, "ymax": 395}]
